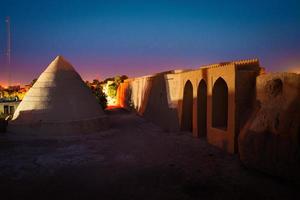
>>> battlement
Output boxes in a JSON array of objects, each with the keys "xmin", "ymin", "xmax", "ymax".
[
  {"xmin": 200, "ymin": 58, "xmax": 260, "ymax": 70},
  {"xmin": 118, "ymin": 58, "xmax": 264, "ymax": 154}
]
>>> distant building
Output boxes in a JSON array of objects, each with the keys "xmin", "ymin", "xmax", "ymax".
[
  {"xmin": 8, "ymin": 85, "xmax": 21, "ymax": 91},
  {"xmin": 0, "ymin": 101, "xmax": 20, "ymax": 116}
]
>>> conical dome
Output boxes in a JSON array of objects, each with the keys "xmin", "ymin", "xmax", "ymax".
[{"xmin": 9, "ymin": 56, "xmax": 108, "ymax": 134}]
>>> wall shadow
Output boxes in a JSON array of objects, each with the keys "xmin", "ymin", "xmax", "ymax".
[
  {"xmin": 197, "ymin": 80, "xmax": 207, "ymax": 137},
  {"xmin": 181, "ymin": 80, "xmax": 193, "ymax": 132},
  {"xmin": 119, "ymin": 73, "xmax": 180, "ymax": 131},
  {"xmin": 212, "ymin": 77, "xmax": 228, "ymax": 130}
]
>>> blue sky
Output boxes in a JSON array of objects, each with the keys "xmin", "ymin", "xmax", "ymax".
[{"xmin": 0, "ymin": 0, "xmax": 299, "ymax": 85}]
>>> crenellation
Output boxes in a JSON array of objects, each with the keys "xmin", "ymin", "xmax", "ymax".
[
  {"xmin": 117, "ymin": 58, "xmax": 300, "ymax": 178},
  {"xmin": 118, "ymin": 58, "xmax": 261, "ymax": 153}
]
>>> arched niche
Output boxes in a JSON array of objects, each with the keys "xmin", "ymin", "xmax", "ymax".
[
  {"xmin": 181, "ymin": 80, "xmax": 193, "ymax": 132},
  {"xmin": 212, "ymin": 77, "xmax": 228, "ymax": 130},
  {"xmin": 197, "ymin": 79, "xmax": 207, "ymax": 137}
]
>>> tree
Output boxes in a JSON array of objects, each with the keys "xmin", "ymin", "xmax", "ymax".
[
  {"xmin": 120, "ymin": 75, "xmax": 128, "ymax": 81},
  {"xmin": 103, "ymin": 77, "xmax": 114, "ymax": 83},
  {"xmin": 86, "ymin": 75, "xmax": 128, "ymax": 107},
  {"xmin": 107, "ymin": 82, "xmax": 118, "ymax": 98},
  {"xmin": 86, "ymin": 82, "xmax": 107, "ymax": 109},
  {"xmin": 85, "ymin": 81, "xmax": 91, "ymax": 87},
  {"xmin": 92, "ymin": 79, "xmax": 100, "ymax": 85},
  {"xmin": 30, "ymin": 78, "xmax": 38, "ymax": 87},
  {"xmin": 93, "ymin": 85, "xmax": 107, "ymax": 109}
]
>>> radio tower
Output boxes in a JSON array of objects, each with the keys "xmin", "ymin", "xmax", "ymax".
[{"xmin": 5, "ymin": 16, "xmax": 11, "ymax": 87}]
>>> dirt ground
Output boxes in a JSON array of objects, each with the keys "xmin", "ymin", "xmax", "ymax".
[{"xmin": 0, "ymin": 109, "xmax": 299, "ymax": 200}]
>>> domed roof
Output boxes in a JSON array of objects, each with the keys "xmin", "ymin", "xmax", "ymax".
[{"xmin": 10, "ymin": 56, "xmax": 107, "ymax": 133}]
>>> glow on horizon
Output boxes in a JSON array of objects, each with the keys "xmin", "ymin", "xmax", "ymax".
[
  {"xmin": 0, "ymin": 0, "xmax": 299, "ymax": 85},
  {"xmin": 287, "ymin": 66, "xmax": 300, "ymax": 74},
  {"xmin": 1, "ymin": 57, "xmax": 300, "ymax": 87}
]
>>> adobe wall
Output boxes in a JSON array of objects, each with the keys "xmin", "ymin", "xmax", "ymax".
[
  {"xmin": 117, "ymin": 72, "xmax": 181, "ymax": 131},
  {"xmin": 235, "ymin": 64, "xmax": 262, "ymax": 151},
  {"xmin": 117, "ymin": 59, "xmax": 261, "ymax": 153},
  {"xmin": 238, "ymin": 72, "xmax": 300, "ymax": 180},
  {"xmin": 175, "ymin": 63, "xmax": 237, "ymax": 153}
]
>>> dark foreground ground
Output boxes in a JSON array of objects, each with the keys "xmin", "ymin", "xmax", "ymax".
[{"xmin": 0, "ymin": 109, "xmax": 299, "ymax": 200}]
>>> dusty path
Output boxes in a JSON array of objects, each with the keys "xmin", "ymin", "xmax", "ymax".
[{"xmin": 0, "ymin": 109, "xmax": 299, "ymax": 200}]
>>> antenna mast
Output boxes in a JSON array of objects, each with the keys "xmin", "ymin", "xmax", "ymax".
[{"xmin": 5, "ymin": 16, "xmax": 11, "ymax": 87}]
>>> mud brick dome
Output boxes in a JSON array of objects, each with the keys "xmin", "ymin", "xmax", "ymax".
[{"xmin": 9, "ymin": 56, "xmax": 108, "ymax": 134}]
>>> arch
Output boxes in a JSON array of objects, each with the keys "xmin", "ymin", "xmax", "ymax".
[
  {"xmin": 197, "ymin": 79, "xmax": 207, "ymax": 137},
  {"xmin": 181, "ymin": 80, "xmax": 193, "ymax": 132},
  {"xmin": 212, "ymin": 77, "xmax": 228, "ymax": 130}
]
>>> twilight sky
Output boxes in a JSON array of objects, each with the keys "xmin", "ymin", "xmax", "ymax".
[{"xmin": 0, "ymin": 0, "xmax": 300, "ymax": 86}]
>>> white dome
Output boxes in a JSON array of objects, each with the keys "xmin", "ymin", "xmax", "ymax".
[{"xmin": 9, "ymin": 56, "xmax": 108, "ymax": 134}]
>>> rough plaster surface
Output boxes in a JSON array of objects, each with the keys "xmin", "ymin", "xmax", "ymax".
[
  {"xmin": 118, "ymin": 59, "xmax": 261, "ymax": 153},
  {"xmin": 239, "ymin": 73, "xmax": 300, "ymax": 180},
  {"xmin": 0, "ymin": 109, "xmax": 299, "ymax": 199},
  {"xmin": 9, "ymin": 56, "xmax": 107, "ymax": 133}
]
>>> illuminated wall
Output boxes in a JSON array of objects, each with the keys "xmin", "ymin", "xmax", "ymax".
[
  {"xmin": 117, "ymin": 59, "xmax": 262, "ymax": 153},
  {"xmin": 0, "ymin": 101, "xmax": 20, "ymax": 116}
]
